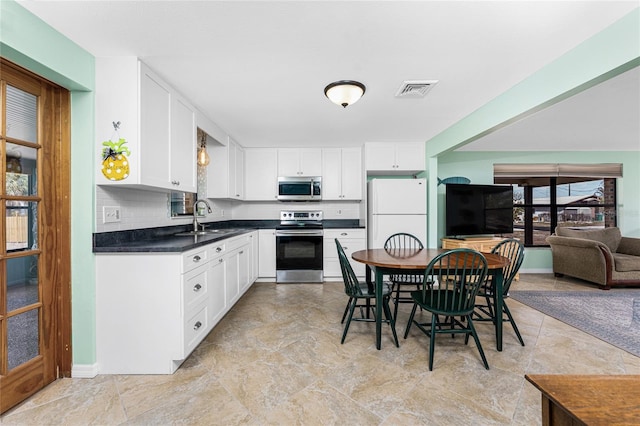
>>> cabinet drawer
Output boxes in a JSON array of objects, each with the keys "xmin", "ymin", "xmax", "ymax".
[
  {"xmin": 183, "ymin": 304, "xmax": 208, "ymax": 357},
  {"xmin": 225, "ymin": 233, "xmax": 250, "ymax": 251},
  {"xmin": 182, "ymin": 248, "xmax": 208, "ymax": 273},
  {"xmin": 324, "ymin": 229, "xmax": 365, "ymax": 240},
  {"xmin": 324, "ymin": 238, "xmax": 365, "ymax": 259},
  {"xmin": 183, "ymin": 266, "xmax": 208, "ymax": 313},
  {"xmin": 209, "ymin": 242, "xmax": 226, "ymax": 258}
]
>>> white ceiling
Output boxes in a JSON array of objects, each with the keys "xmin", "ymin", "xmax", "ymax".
[{"xmin": 18, "ymin": 1, "xmax": 640, "ymax": 151}]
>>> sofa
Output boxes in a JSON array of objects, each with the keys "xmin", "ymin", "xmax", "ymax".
[{"xmin": 546, "ymin": 227, "xmax": 640, "ymax": 290}]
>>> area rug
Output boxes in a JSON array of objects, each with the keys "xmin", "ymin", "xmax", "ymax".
[{"xmin": 509, "ymin": 290, "xmax": 640, "ymax": 358}]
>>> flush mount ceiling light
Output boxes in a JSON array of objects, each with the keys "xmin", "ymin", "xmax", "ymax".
[{"xmin": 324, "ymin": 80, "xmax": 366, "ymax": 108}]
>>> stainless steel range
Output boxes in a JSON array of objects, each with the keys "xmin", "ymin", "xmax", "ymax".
[{"xmin": 276, "ymin": 210, "xmax": 324, "ymax": 283}]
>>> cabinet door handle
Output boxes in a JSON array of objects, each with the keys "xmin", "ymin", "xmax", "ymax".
[
  {"xmin": 239, "ymin": 250, "xmax": 244, "ymax": 254},
  {"xmin": 193, "ymin": 283, "xmax": 202, "ymax": 292},
  {"xmin": 341, "ymin": 232, "xmax": 348, "ymax": 236},
  {"xmin": 343, "ymin": 247, "xmax": 348, "ymax": 250},
  {"xmin": 192, "ymin": 255, "xmax": 201, "ymax": 262},
  {"xmin": 218, "ymin": 258, "xmax": 224, "ymax": 263},
  {"xmin": 193, "ymin": 321, "xmax": 202, "ymax": 330},
  {"xmin": 216, "ymin": 247, "xmax": 222, "ymax": 253}
]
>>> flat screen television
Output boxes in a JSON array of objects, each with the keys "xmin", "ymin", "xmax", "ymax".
[{"xmin": 445, "ymin": 184, "xmax": 513, "ymax": 237}]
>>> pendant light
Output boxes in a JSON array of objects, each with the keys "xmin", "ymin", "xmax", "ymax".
[
  {"xmin": 197, "ymin": 131, "xmax": 210, "ymax": 166},
  {"xmin": 324, "ymin": 80, "xmax": 366, "ymax": 108}
]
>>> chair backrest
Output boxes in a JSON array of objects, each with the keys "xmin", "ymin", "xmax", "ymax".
[
  {"xmin": 384, "ymin": 233, "xmax": 424, "ymax": 282},
  {"xmin": 384, "ymin": 233, "xmax": 424, "ymax": 251},
  {"xmin": 491, "ymin": 238, "xmax": 525, "ymax": 294},
  {"xmin": 422, "ymin": 249, "xmax": 488, "ymax": 315},
  {"xmin": 335, "ymin": 239, "xmax": 364, "ymax": 297}
]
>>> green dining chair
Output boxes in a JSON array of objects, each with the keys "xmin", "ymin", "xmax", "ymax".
[
  {"xmin": 336, "ymin": 239, "xmax": 399, "ymax": 347},
  {"xmin": 472, "ymin": 238, "xmax": 526, "ymax": 346},
  {"xmin": 404, "ymin": 248, "xmax": 489, "ymax": 370},
  {"xmin": 384, "ymin": 233, "xmax": 424, "ymax": 320}
]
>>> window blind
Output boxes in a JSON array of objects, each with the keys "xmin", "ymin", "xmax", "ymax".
[{"xmin": 494, "ymin": 163, "xmax": 622, "ymax": 185}]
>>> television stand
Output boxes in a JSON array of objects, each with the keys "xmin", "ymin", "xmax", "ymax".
[
  {"xmin": 443, "ymin": 237, "xmax": 503, "ymax": 248},
  {"xmin": 441, "ymin": 237, "xmax": 518, "ymax": 280}
]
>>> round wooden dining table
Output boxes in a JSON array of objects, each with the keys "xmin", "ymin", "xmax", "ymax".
[{"xmin": 351, "ymin": 248, "xmax": 510, "ymax": 350}]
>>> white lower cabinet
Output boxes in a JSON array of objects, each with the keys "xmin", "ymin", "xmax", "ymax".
[
  {"xmin": 95, "ymin": 231, "xmax": 257, "ymax": 374},
  {"xmin": 209, "ymin": 253, "xmax": 227, "ymax": 326},
  {"xmin": 249, "ymin": 232, "xmax": 259, "ymax": 284},
  {"xmin": 323, "ymin": 228, "xmax": 366, "ymax": 278},
  {"xmin": 258, "ymin": 229, "xmax": 276, "ymax": 278}
]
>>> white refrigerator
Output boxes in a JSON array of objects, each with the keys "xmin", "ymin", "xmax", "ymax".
[{"xmin": 367, "ymin": 178, "xmax": 427, "ymax": 249}]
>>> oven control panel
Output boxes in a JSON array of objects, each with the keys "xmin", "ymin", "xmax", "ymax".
[{"xmin": 280, "ymin": 210, "xmax": 323, "ymax": 222}]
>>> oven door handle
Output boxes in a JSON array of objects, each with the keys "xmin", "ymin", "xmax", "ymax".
[{"xmin": 276, "ymin": 230, "xmax": 324, "ymax": 237}]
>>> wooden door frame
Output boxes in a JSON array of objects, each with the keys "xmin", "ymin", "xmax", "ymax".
[{"xmin": 0, "ymin": 58, "xmax": 71, "ymax": 413}]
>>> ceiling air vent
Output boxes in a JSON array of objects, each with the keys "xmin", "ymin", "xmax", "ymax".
[{"xmin": 395, "ymin": 80, "xmax": 439, "ymax": 98}]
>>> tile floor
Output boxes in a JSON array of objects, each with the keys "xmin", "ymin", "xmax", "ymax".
[{"xmin": 2, "ymin": 274, "xmax": 639, "ymax": 425}]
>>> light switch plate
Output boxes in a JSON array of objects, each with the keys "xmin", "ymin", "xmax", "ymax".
[{"xmin": 103, "ymin": 206, "xmax": 121, "ymax": 223}]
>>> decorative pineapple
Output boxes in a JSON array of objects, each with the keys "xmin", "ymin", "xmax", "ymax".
[{"xmin": 101, "ymin": 137, "xmax": 131, "ymax": 181}]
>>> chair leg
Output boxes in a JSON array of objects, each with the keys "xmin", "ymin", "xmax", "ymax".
[
  {"xmin": 466, "ymin": 316, "xmax": 489, "ymax": 370},
  {"xmin": 404, "ymin": 303, "xmax": 419, "ymax": 339},
  {"xmin": 484, "ymin": 294, "xmax": 495, "ymax": 321},
  {"xmin": 428, "ymin": 314, "xmax": 437, "ymax": 371},
  {"xmin": 341, "ymin": 299, "xmax": 357, "ymax": 344},
  {"xmin": 382, "ymin": 296, "xmax": 399, "ymax": 348},
  {"xmin": 341, "ymin": 297, "xmax": 352, "ymax": 324},
  {"xmin": 503, "ymin": 303, "xmax": 525, "ymax": 346},
  {"xmin": 393, "ymin": 286, "xmax": 401, "ymax": 321}
]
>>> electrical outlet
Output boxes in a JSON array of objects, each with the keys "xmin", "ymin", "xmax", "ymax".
[{"xmin": 103, "ymin": 206, "xmax": 121, "ymax": 223}]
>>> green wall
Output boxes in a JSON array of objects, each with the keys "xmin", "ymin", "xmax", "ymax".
[
  {"xmin": 437, "ymin": 151, "xmax": 640, "ymax": 270},
  {"xmin": 1, "ymin": 1, "xmax": 97, "ymax": 366},
  {"xmin": 424, "ymin": 8, "xmax": 640, "ymax": 249}
]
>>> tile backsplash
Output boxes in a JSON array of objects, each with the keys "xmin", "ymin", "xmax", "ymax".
[
  {"xmin": 95, "ymin": 185, "xmax": 362, "ymax": 233},
  {"xmin": 95, "ymin": 186, "xmax": 228, "ymax": 232}
]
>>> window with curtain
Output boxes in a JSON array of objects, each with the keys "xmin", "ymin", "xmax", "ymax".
[{"xmin": 494, "ymin": 163, "xmax": 621, "ymax": 247}]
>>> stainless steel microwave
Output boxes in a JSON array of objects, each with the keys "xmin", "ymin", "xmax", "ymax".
[{"xmin": 277, "ymin": 176, "xmax": 322, "ymax": 201}]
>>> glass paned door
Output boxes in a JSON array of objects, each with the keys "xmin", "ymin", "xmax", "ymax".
[
  {"xmin": 3, "ymin": 84, "xmax": 42, "ymax": 372},
  {"xmin": 1, "ymin": 59, "xmax": 70, "ymax": 414}
]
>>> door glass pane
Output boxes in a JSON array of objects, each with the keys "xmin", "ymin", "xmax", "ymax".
[
  {"xmin": 6, "ymin": 201, "xmax": 38, "ymax": 251},
  {"xmin": 6, "ymin": 85, "xmax": 38, "ymax": 143},
  {"xmin": 6, "ymin": 255, "xmax": 39, "ymax": 311},
  {"xmin": 7, "ymin": 310, "xmax": 40, "ymax": 370},
  {"xmin": 6, "ymin": 142, "xmax": 37, "ymax": 196}
]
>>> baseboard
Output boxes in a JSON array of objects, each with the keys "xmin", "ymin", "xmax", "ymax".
[
  {"xmin": 519, "ymin": 268, "xmax": 553, "ymax": 274},
  {"xmin": 71, "ymin": 363, "xmax": 99, "ymax": 378}
]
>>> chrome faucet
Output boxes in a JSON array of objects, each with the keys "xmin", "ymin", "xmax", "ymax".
[{"xmin": 192, "ymin": 199, "xmax": 213, "ymax": 232}]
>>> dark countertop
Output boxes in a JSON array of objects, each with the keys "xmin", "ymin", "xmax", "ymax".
[{"xmin": 93, "ymin": 219, "xmax": 363, "ymax": 253}]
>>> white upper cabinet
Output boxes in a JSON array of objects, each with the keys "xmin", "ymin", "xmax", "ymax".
[
  {"xmin": 96, "ymin": 57, "xmax": 197, "ymax": 192},
  {"xmin": 277, "ymin": 148, "xmax": 322, "ymax": 177},
  {"xmin": 207, "ymin": 137, "xmax": 244, "ymax": 200},
  {"xmin": 233, "ymin": 140, "xmax": 245, "ymax": 200},
  {"xmin": 170, "ymin": 94, "xmax": 197, "ymax": 192},
  {"xmin": 245, "ymin": 148, "xmax": 278, "ymax": 200},
  {"xmin": 321, "ymin": 148, "xmax": 362, "ymax": 200},
  {"xmin": 364, "ymin": 142, "xmax": 425, "ymax": 175}
]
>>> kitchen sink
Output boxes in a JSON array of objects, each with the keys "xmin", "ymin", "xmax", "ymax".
[
  {"xmin": 173, "ymin": 231, "xmax": 211, "ymax": 237},
  {"xmin": 173, "ymin": 229, "xmax": 240, "ymax": 237}
]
